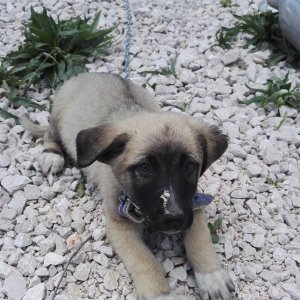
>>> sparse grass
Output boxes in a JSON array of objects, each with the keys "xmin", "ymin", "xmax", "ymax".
[
  {"xmin": 148, "ymin": 82, "xmax": 157, "ymax": 91},
  {"xmin": 0, "ymin": 107, "xmax": 20, "ymax": 124},
  {"xmin": 0, "ymin": 61, "xmax": 42, "ymax": 112},
  {"xmin": 0, "ymin": 7, "xmax": 114, "ymax": 121},
  {"xmin": 220, "ymin": 0, "xmax": 231, "ymax": 7},
  {"xmin": 181, "ymin": 99, "xmax": 193, "ymax": 112},
  {"xmin": 138, "ymin": 53, "xmax": 179, "ymax": 78},
  {"xmin": 277, "ymin": 112, "xmax": 288, "ymax": 130},
  {"xmin": 266, "ymin": 177, "xmax": 282, "ymax": 188},
  {"xmin": 219, "ymin": 0, "xmax": 239, "ymax": 8},
  {"xmin": 0, "ymin": 61, "xmax": 24, "ymax": 89},
  {"xmin": 76, "ymin": 176, "xmax": 86, "ymax": 198},
  {"xmin": 215, "ymin": 11, "xmax": 300, "ymax": 66},
  {"xmin": 208, "ymin": 218, "xmax": 222, "ymax": 244},
  {"xmin": 239, "ymin": 73, "xmax": 300, "ymax": 112}
]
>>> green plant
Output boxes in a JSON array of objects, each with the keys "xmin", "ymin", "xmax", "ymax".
[
  {"xmin": 220, "ymin": 0, "xmax": 231, "ymax": 7},
  {"xmin": 138, "ymin": 53, "xmax": 179, "ymax": 78},
  {"xmin": 277, "ymin": 111, "xmax": 288, "ymax": 130},
  {"xmin": 208, "ymin": 218, "xmax": 222, "ymax": 244},
  {"xmin": 265, "ymin": 177, "xmax": 281, "ymax": 187},
  {"xmin": 0, "ymin": 62, "xmax": 24, "ymax": 88},
  {"xmin": 5, "ymin": 8, "xmax": 114, "ymax": 88},
  {"xmin": 239, "ymin": 73, "xmax": 300, "ymax": 112},
  {"xmin": 215, "ymin": 11, "xmax": 300, "ymax": 66},
  {"xmin": 181, "ymin": 99, "xmax": 192, "ymax": 112},
  {"xmin": 2, "ymin": 81, "xmax": 45, "ymax": 111},
  {"xmin": 0, "ymin": 61, "xmax": 44, "ymax": 112},
  {"xmin": 0, "ymin": 7, "xmax": 114, "ymax": 122},
  {"xmin": 0, "ymin": 108, "xmax": 20, "ymax": 124},
  {"xmin": 76, "ymin": 177, "xmax": 86, "ymax": 198},
  {"xmin": 148, "ymin": 82, "xmax": 157, "ymax": 91},
  {"xmin": 220, "ymin": 0, "xmax": 239, "ymax": 8}
]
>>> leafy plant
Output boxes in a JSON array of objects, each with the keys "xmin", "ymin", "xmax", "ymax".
[
  {"xmin": 138, "ymin": 53, "xmax": 179, "ymax": 78},
  {"xmin": 215, "ymin": 11, "xmax": 300, "ymax": 66},
  {"xmin": 0, "ymin": 62, "xmax": 24, "ymax": 88},
  {"xmin": 0, "ymin": 7, "xmax": 114, "ymax": 122},
  {"xmin": 5, "ymin": 8, "xmax": 114, "ymax": 88},
  {"xmin": 148, "ymin": 82, "xmax": 157, "ymax": 91},
  {"xmin": 220, "ymin": 0, "xmax": 238, "ymax": 8},
  {"xmin": 265, "ymin": 177, "xmax": 281, "ymax": 187},
  {"xmin": 0, "ymin": 107, "xmax": 20, "ymax": 124},
  {"xmin": 0, "ymin": 62, "xmax": 45, "ymax": 114},
  {"xmin": 208, "ymin": 218, "xmax": 222, "ymax": 244},
  {"xmin": 277, "ymin": 111, "xmax": 288, "ymax": 130},
  {"xmin": 239, "ymin": 73, "xmax": 300, "ymax": 112},
  {"xmin": 76, "ymin": 177, "xmax": 86, "ymax": 198},
  {"xmin": 181, "ymin": 99, "xmax": 192, "ymax": 112}
]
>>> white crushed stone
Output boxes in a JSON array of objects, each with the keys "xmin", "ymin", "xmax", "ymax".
[
  {"xmin": 3, "ymin": 274, "xmax": 27, "ymax": 300},
  {"xmin": 1, "ymin": 175, "xmax": 30, "ymax": 195},
  {"xmin": 43, "ymin": 252, "xmax": 65, "ymax": 267},
  {"xmin": 282, "ymin": 283, "xmax": 300, "ymax": 299},
  {"xmin": 22, "ymin": 283, "xmax": 46, "ymax": 300},
  {"xmin": 0, "ymin": 0, "xmax": 299, "ymax": 299},
  {"xmin": 74, "ymin": 263, "xmax": 91, "ymax": 281},
  {"xmin": 104, "ymin": 270, "xmax": 120, "ymax": 291},
  {"xmin": 169, "ymin": 266, "xmax": 187, "ymax": 282},
  {"xmin": 14, "ymin": 233, "xmax": 32, "ymax": 248}
]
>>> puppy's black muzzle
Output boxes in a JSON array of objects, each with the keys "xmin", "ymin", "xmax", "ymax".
[{"xmin": 148, "ymin": 209, "xmax": 193, "ymax": 233}]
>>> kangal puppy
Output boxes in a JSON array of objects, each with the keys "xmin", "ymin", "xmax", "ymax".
[{"xmin": 22, "ymin": 73, "xmax": 235, "ymax": 300}]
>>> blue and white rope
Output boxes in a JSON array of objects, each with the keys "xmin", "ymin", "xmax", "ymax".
[{"xmin": 123, "ymin": 0, "xmax": 132, "ymax": 80}]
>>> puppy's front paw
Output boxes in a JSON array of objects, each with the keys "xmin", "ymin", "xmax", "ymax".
[
  {"xmin": 38, "ymin": 152, "xmax": 65, "ymax": 174},
  {"xmin": 195, "ymin": 269, "xmax": 235, "ymax": 300}
]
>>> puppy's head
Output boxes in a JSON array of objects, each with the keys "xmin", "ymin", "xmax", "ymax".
[{"xmin": 76, "ymin": 113, "xmax": 228, "ymax": 233}]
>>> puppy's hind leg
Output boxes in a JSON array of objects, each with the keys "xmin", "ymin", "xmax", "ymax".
[
  {"xmin": 21, "ymin": 117, "xmax": 65, "ymax": 174},
  {"xmin": 39, "ymin": 128, "xmax": 65, "ymax": 174}
]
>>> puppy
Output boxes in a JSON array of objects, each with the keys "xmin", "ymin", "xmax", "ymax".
[{"xmin": 22, "ymin": 73, "xmax": 234, "ymax": 300}]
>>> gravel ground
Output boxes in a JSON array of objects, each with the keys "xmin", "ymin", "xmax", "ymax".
[{"xmin": 0, "ymin": 0, "xmax": 300, "ymax": 299}]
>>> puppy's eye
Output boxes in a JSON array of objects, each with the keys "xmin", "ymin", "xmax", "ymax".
[
  {"xmin": 137, "ymin": 163, "xmax": 153, "ymax": 176},
  {"xmin": 184, "ymin": 161, "xmax": 198, "ymax": 173}
]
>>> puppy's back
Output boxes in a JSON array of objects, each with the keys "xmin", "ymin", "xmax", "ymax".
[{"xmin": 50, "ymin": 72, "xmax": 159, "ymax": 160}]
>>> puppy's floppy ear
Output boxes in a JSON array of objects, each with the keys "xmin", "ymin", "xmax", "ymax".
[
  {"xmin": 76, "ymin": 124, "xmax": 130, "ymax": 168},
  {"xmin": 197, "ymin": 126, "xmax": 228, "ymax": 175}
]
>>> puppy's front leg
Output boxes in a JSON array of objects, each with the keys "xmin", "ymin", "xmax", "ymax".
[
  {"xmin": 184, "ymin": 209, "xmax": 235, "ymax": 300},
  {"xmin": 106, "ymin": 216, "xmax": 171, "ymax": 300}
]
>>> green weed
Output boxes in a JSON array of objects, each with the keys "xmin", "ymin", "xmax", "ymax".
[
  {"xmin": 0, "ymin": 107, "xmax": 20, "ymax": 124},
  {"xmin": 265, "ymin": 177, "xmax": 281, "ymax": 188},
  {"xmin": 277, "ymin": 111, "xmax": 288, "ymax": 130},
  {"xmin": 138, "ymin": 53, "xmax": 179, "ymax": 78},
  {"xmin": 0, "ymin": 61, "xmax": 42, "ymax": 112},
  {"xmin": 76, "ymin": 177, "xmax": 87, "ymax": 198},
  {"xmin": 220, "ymin": 0, "xmax": 239, "ymax": 8},
  {"xmin": 208, "ymin": 218, "xmax": 222, "ymax": 244},
  {"xmin": 215, "ymin": 11, "xmax": 300, "ymax": 66},
  {"xmin": 148, "ymin": 82, "xmax": 157, "ymax": 91},
  {"xmin": 0, "ymin": 7, "xmax": 114, "ymax": 122},
  {"xmin": 181, "ymin": 99, "xmax": 192, "ymax": 112},
  {"xmin": 5, "ymin": 8, "xmax": 114, "ymax": 88},
  {"xmin": 239, "ymin": 73, "xmax": 300, "ymax": 112}
]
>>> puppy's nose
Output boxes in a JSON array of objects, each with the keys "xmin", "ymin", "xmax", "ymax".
[{"xmin": 163, "ymin": 213, "xmax": 185, "ymax": 229}]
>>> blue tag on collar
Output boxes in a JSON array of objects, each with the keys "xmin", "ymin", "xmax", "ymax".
[
  {"xmin": 192, "ymin": 193, "xmax": 214, "ymax": 210},
  {"xmin": 118, "ymin": 192, "xmax": 213, "ymax": 223}
]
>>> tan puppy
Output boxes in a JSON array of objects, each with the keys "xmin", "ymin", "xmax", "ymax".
[{"xmin": 22, "ymin": 73, "xmax": 234, "ymax": 300}]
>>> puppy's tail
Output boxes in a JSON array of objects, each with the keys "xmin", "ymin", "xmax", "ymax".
[{"xmin": 20, "ymin": 117, "xmax": 49, "ymax": 137}]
